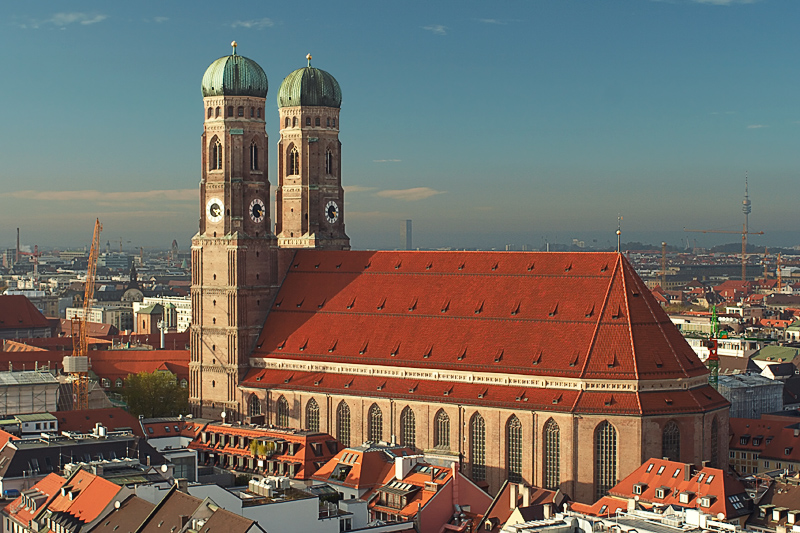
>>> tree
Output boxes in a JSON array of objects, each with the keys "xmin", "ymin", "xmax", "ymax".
[{"xmin": 122, "ymin": 371, "xmax": 189, "ymax": 418}]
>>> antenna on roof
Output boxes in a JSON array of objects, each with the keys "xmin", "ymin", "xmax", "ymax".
[{"xmin": 616, "ymin": 215, "xmax": 623, "ymax": 253}]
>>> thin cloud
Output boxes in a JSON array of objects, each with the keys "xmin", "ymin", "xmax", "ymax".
[
  {"xmin": 376, "ymin": 187, "xmax": 446, "ymax": 201},
  {"xmin": 230, "ymin": 18, "xmax": 274, "ymax": 29},
  {"xmin": 373, "ymin": 159, "xmax": 402, "ymax": 163},
  {"xmin": 18, "ymin": 12, "xmax": 107, "ymax": 29},
  {"xmin": 692, "ymin": 0, "xmax": 758, "ymax": 4},
  {"xmin": 477, "ymin": 18, "xmax": 506, "ymax": 25},
  {"xmin": 747, "ymin": 124, "xmax": 768, "ymax": 129},
  {"xmin": 422, "ymin": 25, "xmax": 448, "ymax": 36},
  {"xmin": 147, "ymin": 16, "xmax": 169, "ymax": 23},
  {"xmin": 2, "ymin": 189, "xmax": 197, "ymax": 202},
  {"xmin": 344, "ymin": 186, "xmax": 377, "ymax": 194}
]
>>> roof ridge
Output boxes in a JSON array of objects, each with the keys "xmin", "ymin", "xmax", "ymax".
[
  {"xmin": 579, "ymin": 255, "xmax": 620, "ymax": 379},
  {"xmin": 619, "ymin": 256, "xmax": 643, "ymax": 414}
]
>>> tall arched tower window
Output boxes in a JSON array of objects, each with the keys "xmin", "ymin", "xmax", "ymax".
[
  {"xmin": 336, "ymin": 401, "xmax": 350, "ymax": 447},
  {"xmin": 401, "ymin": 407, "xmax": 415, "ymax": 449},
  {"xmin": 710, "ymin": 417, "xmax": 719, "ymax": 468},
  {"xmin": 250, "ymin": 142, "xmax": 259, "ymax": 171},
  {"xmin": 507, "ymin": 415, "xmax": 523, "ymax": 483},
  {"xmin": 544, "ymin": 418, "xmax": 560, "ymax": 490},
  {"xmin": 662, "ymin": 421, "xmax": 681, "ymax": 462},
  {"xmin": 325, "ymin": 149, "xmax": 333, "ymax": 175},
  {"xmin": 275, "ymin": 396, "xmax": 289, "ymax": 427},
  {"xmin": 248, "ymin": 395, "xmax": 261, "ymax": 417},
  {"xmin": 292, "ymin": 116, "xmax": 297, "ymax": 127},
  {"xmin": 368, "ymin": 404, "xmax": 383, "ymax": 442},
  {"xmin": 595, "ymin": 421, "xmax": 618, "ymax": 500},
  {"xmin": 434, "ymin": 409, "xmax": 450, "ymax": 450},
  {"xmin": 471, "ymin": 413, "xmax": 486, "ymax": 481},
  {"xmin": 306, "ymin": 398, "xmax": 320, "ymax": 432},
  {"xmin": 210, "ymin": 139, "xmax": 222, "ymax": 170},
  {"xmin": 288, "ymin": 146, "xmax": 299, "ymax": 175},
  {"xmin": 284, "ymin": 117, "xmax": 290, "ymax": 128}
]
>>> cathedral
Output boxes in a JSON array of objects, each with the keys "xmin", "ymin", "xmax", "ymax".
[{"xmin": 190, "ymin": 45, "xmax": 729, "ymax": 503}]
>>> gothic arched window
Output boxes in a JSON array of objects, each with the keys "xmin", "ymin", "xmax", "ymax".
[
  {"xmin": 595, "ymin": 421, "xmax": 618, "ymax": 500},
  {"xmin": 315, "ymin": 117, "xmax": 320, "ymax": 126},
  {"xmin": 434, "ymin": 409, "xmax": 450, "ymax": 450},
  {"xmin": 210, "ymin": 139, "xmax": 222, "ymax": 170},
  {"xmin": 327, "ymin": 117, "xmax": 331, "ymax": 127},
  {"xmin": 215, "ymin": 107, "xmax": 220, "ymax": 117},
  {"xmin": 250, "ymin": 142, "xmax": 259, "ymax": 171},
  {"xmin": 276, "ymin": 396, "xmax": 289, "ymax": 427},
  {"xmin": 332, "ymin": 118, "xmax": 336, "ymax": 128},
  {"xmin": 248, "ymin": 395, "xmax": 261, "ymax": 417},
  {"xmin": 207, "ymin": 108, "xmax": 212, "ymax": 119},
  {"xmin": 292, "ymin": 116, "xmax": 297, "ymax": 127},
  {"xmin": 401, "ymin": 407, "xmax": 415, "ymax": 449},
  {"xmin": 507, "ymin": 415, "xmax": 523, "ymax": 483},
  {"xmin": 368, "ymin": 403, "xmax": 383, "ymax": 442},
  {"xmin": 662, "ymin": 420, "xmax": 681, "ymax": 462},
  {"xmin": 305, "ymin": 116, "xmax": 311, "ymax": 126},
  {"xmin": 544, "ymin": 418, "xmax": 560, "ymax": 489},
  {"xmin": 471, "ymin": 413, "xmax": 486, "ymax": 481},
  {"xmin": 250, "ymin": 107, "xmax": 254, "ymax": 117},
  {"xmin": 285, "ymin": 117, "xmax": 290, "ymax": 128},
  {"xmin": 306, "ymin": 398, "xmax": 320, "ymax": 432},
  {"xmin": 288, "ymin": 146, "xmax": 299, "ymax": 175},
  {"xmin": 227, "ymin": 106, "xmax": 233, "ymax": 117},
  {"xmin": 325, "ymin": 149, "xmax": 333, "ymax": 175},
  {"xmin": 710, "ymin": 417, "xmax": 719, "ymax": 468},
  {"xmin": 237, "ymin": 106, "xmax": 244, "ymax": 117},
  {"xmin": 336, "ymin": 401, "xmax": 350, "ymax": 447}
]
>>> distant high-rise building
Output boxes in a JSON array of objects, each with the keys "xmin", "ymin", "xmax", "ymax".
[{"xmin": 402, "ymin": 220, "xmax": 412, "ymax": 250}]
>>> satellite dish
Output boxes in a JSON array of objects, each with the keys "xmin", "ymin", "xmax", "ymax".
[
  {"xmin": 161, "ymin": 464, "xmax": 168, "ymax": 473},
  {"xmin": 717, "ymin": 513, "xmax": 725, "ymax": 520},
  {"xmin": 221, "ymin": 411, "xmax": 227, "ymax": 419},
  {"xmin": 114, "ymin": 501, "xmax": 121, "ymax": 509}
]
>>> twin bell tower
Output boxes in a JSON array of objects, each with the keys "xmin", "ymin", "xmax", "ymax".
[{"xmin": 190, "ymin": 43, "xmax": 349, "ymax": 418}]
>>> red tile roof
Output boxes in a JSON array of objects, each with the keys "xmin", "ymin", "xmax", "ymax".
[
  {"xmin": 3, "ymin": 473, "xmax": 66, "ymax": 527},
  {"xmin": 249, "ymin": 251, "xmax": 709, "ymax": 382},
  {"xmin": 311, "ymin": 445, "xmax": 413, "ymax": 489},
  {"xmin": 606, "ymin": 458, "xmax": 750, "ymax": 519},
  {"xmin": 0, "ymin": 296, "xmax": 51, "ymax": 330},
  {"xmin": 89, "ymin": 350, "xmax": 189, "ymax": 382},
  {"xmin": 55, "ymin": 408, "xmax": 144, "ymax": 437},
  {"xmin": 46, "ymin": 470, "xmax": 121, "ymax": 524}
]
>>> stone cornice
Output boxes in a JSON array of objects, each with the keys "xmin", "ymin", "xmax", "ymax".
[{"xmin": 249, "ymin": 357, "xmax": 709, "ymax": 393}]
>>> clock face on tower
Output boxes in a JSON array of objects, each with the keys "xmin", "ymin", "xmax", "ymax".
[
  {"xmin": 325, "ymin": 200, "xmax": 339, "ymax": 224},
  {"xmin": 206, "ymin": 198, "xmax": 224, "ymax": 223},
  {"xmin": 249, "ymin": 198, "xmax": 266, "ymax": 223}
]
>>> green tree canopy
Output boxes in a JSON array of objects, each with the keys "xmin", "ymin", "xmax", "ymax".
[{"xmin": 122, "ymin": 371, "xmax": 189, "ymax": 418}]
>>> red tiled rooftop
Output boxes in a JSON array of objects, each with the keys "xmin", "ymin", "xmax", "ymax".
[{"xmin": 0, "ymin": 295, "xmax": 50, "ymax": 331}]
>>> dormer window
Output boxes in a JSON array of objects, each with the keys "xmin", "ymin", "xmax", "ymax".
[
  {"xmin": 679, "ymin": 491, "xmax": 694, "ymax": 504},
  {"xmin": 655, "ymin": 487, "xmax": 668, "ymax": 499},
  {"xmin": 632, "ymin": 483, "xmax": 646, "ymax": 495}
]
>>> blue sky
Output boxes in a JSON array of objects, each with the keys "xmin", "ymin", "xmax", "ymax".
[{"xmin": 1, "ymin": 0, "xmax": 798, "ymax": 251}]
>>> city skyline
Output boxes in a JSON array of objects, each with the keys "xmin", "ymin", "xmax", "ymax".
[{"xmin": 1, "ymin": 0, "xmax": 798, "ymax": 251}]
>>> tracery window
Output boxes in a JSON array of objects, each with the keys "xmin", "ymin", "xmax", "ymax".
[
  {"xmin": 250, "ymin": 142, "xmax": 259, "ymax": 171},
  {"xmin": 507, "ymin": 415, "xmax": 523, "ymax": 483},
  {"xmin": 471, "ymin": 413, "xmax": 486, "ymax": 481},
  {"xmin": 210, "ymin": 139, "xmax": 222, "ymax": 170},
  {"xmin": 401, "ymin": 407, "xmax": 415, "ymax": 449},
  {"xmin": 544, "ymin": 418, "xmax": 560, "ymax": 489},
  {"xmin": 662, "ymin": 420, "xmax": 681, "ymax": 462},
  {"xmin": 368, "ymin": 403, "xmax": 383, "ymax": 442},
  {"xmin": 288, "ymin": 146, "xmax": 299, "ymax": 175},
  {"xmin": 595, "ymin": 421, "xmax": 618, "ymax": 500},
  {"xmin": 248, "ymin": 395, "xmax": 261, "ymax": 417},
  {"xmin": 337, "ymin": 401, "xmax": 350, "ymax": 447},
  {"xmin": 306, "ymin": 398, "xmax": 320, "ymax": 432},
  {"xmin": 276, "ymin": 395, "xmax": 289, "ymax": 427},
  {"xmin": 434, "ymin": 409, "xmax": 450, "ymax": 450},
  {"xmin": 325, "ymin": 149, "xmax": 333, "ymax": 175}
]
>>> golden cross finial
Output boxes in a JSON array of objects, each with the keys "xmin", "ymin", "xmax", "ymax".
[
  {"xmin": 231, "ymin": 41, "xmax": 238, "ymax": 55},
  {"xmin": 306, "ymin": 53, "xmax": 312, "ymax": 66}
]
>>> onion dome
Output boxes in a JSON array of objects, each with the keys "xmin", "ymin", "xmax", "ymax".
[
  {"xmin": 201, "ymin": 42, "xmax": 268, "ymax": 98},
  {"xmin": 277, "ymin": 54, "xmax": 342, "ymax": 108}
]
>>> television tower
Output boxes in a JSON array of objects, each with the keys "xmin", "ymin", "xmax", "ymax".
[{"xmin": 743, "ymin": 175, "xmax": 751, "ymax": 234}]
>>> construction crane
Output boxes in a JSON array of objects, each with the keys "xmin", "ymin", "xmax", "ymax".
[
  {"xmin": 64, "ymin": 219, "xmax": 102, "ymax": 410},
  {"xmin": 683, "ymin": 224, "xmax": 764, "ymax": 281},
  {"xmin": 706, "ymin": 305, "xmax": 720, "ymax": 390}
]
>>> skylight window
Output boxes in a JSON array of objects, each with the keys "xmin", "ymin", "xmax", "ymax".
[
  {"xmin": 672, "ymin": 468, "xmax": 681, "ymax": 478},
  {"xmin": 706, "ymin": 475, "xmax": 714, "ymax": 484},
  {"xmin": 646, "ymin": 463, "xmax": 654, "ymax": 473},
  {"xmin": 657, "ymin": 465, "xmax": 665, "ymax": 475}
]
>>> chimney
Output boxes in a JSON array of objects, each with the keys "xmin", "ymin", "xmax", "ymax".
[
  {"xmin": 522, "ymin": 485, "xmax": 531, "ymax": 507},
  {"xmin": 684, "ymin": 464, "xmax": 694, "ymax": 481},
  {"xmin": 175, "ymin": 478, "xmax": 188, "ymax": 493},
  {"xmin": 509, "ymin": 484, "xmax": 519, "ymax": 510},
  {"xmin": 794, "ymin": 428, "xmax": 799, "ymax": 437},
  {"xmin": 452, "ymin": 462, "xmax": 459, "ymax": 509}
]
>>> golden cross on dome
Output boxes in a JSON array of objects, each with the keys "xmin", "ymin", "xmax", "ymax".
[
  {"xmin": 231, "ymin": 41, "xmax": 238, "ymax": 55},
  {"xmin": 306, "ymin": 53, "xmax": 312, "ymax": 67}
]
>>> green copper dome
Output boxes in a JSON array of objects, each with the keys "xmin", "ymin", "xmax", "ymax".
[
  {"xmin": 201, "ymin": 47, "xmax": 268, "ymax": 98},
  {"xmin": 277, "ymin": 57, "xmax": 341, "ymax": 108}
]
